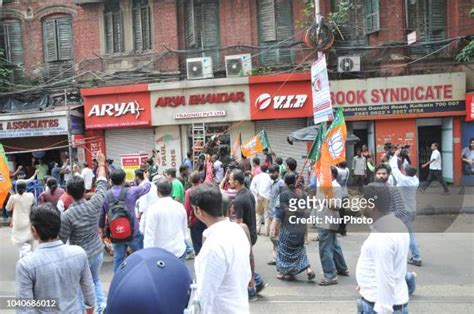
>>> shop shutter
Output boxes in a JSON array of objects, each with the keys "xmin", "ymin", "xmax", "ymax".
[
  {"xmin": 105, "ymin": 128, "xmax": 155, "ymax": 169},
  {"xmin": 255, "ymin": 119, "xmax": 308, "ymax": 172}
]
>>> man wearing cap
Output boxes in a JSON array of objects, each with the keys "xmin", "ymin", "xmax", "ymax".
[
  {"xmin": 106, "ymin": 248, "xmax": 192, "ymax": 314},
  {"xmin": 190, "ymin": 183, "xmax": 251, "ymax": 313}
]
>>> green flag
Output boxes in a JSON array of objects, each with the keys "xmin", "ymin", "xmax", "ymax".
[{"xmin": 308, "ymin": 124, "xmax": 324, "ymax": 161}]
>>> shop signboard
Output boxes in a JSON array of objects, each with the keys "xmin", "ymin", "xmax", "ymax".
[
  {"xmin": 155, "ymin": 126, "xmax": 182, "ymax": 170},
  {"xmin": 466, "ymin": 92, "xmax": 474, "ymax": 121},
  {"xmin": 150, "ymin": 78, "xmax": 250, "ymax": 126},
  {"xmin": 330, "ymin": 72, "xmax": 466, "ymax": 119},
  {"xmin": 82, "ymin": 84, "xmax": 152, "ymax": 129},
  {"xmin": 0, "ymin": 116, "xmax": 68, "ymax": 138},
  {"xmin": 121, "ymin": 153, "xmax": 148, "ymax": 182},
  {"xmin": 311, "ymin": 56, "xmax": 333, "ymax": 124},
  {"xmin": 249, "ymin": 73, "xmax": 313, "ymax": 120}
]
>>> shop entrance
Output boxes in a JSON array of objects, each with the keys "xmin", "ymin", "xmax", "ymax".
[
  {"xmin": 188, "ymin": 124, "xmax": 231, "ymax": 160},
  {"xmin": 417, "ymin": 125, "xmax": 442, "ymax": 181}
]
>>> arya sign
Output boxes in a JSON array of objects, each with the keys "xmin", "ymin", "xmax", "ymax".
[
  {"xmin": 82, "ymin": 84, "xmax": 151, "ymax": 129},
  {"xmin": 88, "ymin": 101, "xmax": 145, "ymax": 119}
]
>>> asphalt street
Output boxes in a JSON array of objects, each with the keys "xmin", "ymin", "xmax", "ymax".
[{"xmin": 1, "ymin": 213, "xmax": 473, "ymax": 313}]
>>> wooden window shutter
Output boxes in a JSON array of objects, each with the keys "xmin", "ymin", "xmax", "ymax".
[
  {"xmin": 141, "ymin": 5, "xmax": 152, "ymax": 50},
  {"xmin": 57, "ymin": 17, "xmax": 73, "ymax": 60},
  {"xmin": 259, "ymin": 0, "xmax": 277, "ymax": 42},
  {"xmin": 185, "ymin": 0, "xmax": 197, "ymax": 47},
  {"xmin": 200, "ymin": 0, "xmax": 220, "ymax": 67},
  {"xmin": 133, "ymin": 0, "xmax": 152, "ymax": 51},
  {"xmin": 43, "ymin": 19, "xmax": 58, "ymax": 62},
  {"xmin": 365, "ymin": 0, "xmax": 380, "ymax": 34},
  {"xmin": 275, "ymin": 0, "xmax": 294, "ymax": 63},
  {"xmin": 429, "ymin": 0, "xmax": 446, "ymax": 41},
  {"xmin": 133, "ymin": 4, "xmax": 143, "ymax": 51}
]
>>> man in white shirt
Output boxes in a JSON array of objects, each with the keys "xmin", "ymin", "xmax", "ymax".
[
  {"xmin": 190, "ymin": 183, "xmax": 251, "ymax": 314},
  {"xmin": 144, "ymin": 179, "xmax": 187, "ymax": 260},
  {"xmin": 420, "ymin": 143, "xmax": 449, "ymax": 194},
  {"xmin": 211, "ymin": 154, "xmax": 224, "ymax": 184},
  {"xmin": 250, "ymin": 164, "xmax": 273, "ymax": 235},
  {"xmin": 390, "ymin": 149, "xmax": 422, "ymax": 266},
  {"xmin": 80, "ymin": 162, "xmax": 95, "ymax": 192},
  {"xmin": 356, "ymin": 184, "xmax": 411, "ymax": 314},
  {"xmin": 135, "ymin": 170, "xmax": 160, "ymax": 235}
]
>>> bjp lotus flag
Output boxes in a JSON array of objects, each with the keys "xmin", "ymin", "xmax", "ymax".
[
  {"xmin": 315, "ymin": 143, "xmax": 334, "ymax": 197},
  {"xmin": 324, "ymin": 107, "xmax": 347, "ymax": 165},
  {"xmin": 241, "ymin": 130, "xmax": 270, "ymax": 158},
  {"xmin": 0, "ymin": 144, "xmax": 12, "ymax": 206}
]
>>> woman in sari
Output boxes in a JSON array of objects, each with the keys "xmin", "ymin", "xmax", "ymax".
[{"xmin": 270, "ymin": 172, "xmax": 315, "ymax": 281}]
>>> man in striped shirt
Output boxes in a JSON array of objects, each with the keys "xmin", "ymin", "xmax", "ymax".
[{"xmin": 59, "ymin": 152, "xmax": 108, "ymax": 313}]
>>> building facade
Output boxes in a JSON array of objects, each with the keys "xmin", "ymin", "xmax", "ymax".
[{"xmin": 1, "ymin": 0, "xmax": 473, "ymax": 184}]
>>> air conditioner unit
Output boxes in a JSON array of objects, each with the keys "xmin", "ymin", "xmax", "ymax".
[
  {"xmin": 225, "ymin": 54, "xmax": 252, "ymax": 77},
  {"xmin": 337, "ymin": 56, "xmax": 361, "ymax": 73},
  {"xmin": 186, "ymin": 57, "xmax": 214, "ymax": 80}
]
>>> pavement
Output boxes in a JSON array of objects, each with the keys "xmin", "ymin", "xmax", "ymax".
[{"xmin": 1, "ymin": 212, "xmax": 473, "ymax": 313}]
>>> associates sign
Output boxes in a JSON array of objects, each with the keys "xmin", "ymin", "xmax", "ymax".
[
  {"xmin": 0, "ymin": 116, "xmax": 68, "ymax": 138},
  {"xmin": 150, "ymin": 78, "xmax": 250, "ymax": 126},
  {"xmin": 330, "ymin": 72, "xmax": 466, "ymax": 119}
]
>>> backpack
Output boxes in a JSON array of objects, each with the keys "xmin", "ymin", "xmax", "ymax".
[{"xmin": 106, "ymin": 188, "xmax": 133, "ymax": 243}]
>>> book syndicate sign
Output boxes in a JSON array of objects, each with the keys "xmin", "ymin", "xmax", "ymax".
[{"xmin": 330, "ymin": 72, "xmax": 466, "ymax": 118}]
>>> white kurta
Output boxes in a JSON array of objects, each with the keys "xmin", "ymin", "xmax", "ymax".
[{"xmin": 6, "ymin": 192, "xmax": 35, "ymax": 244}]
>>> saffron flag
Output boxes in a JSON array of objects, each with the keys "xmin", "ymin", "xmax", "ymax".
[
  {"xmin": 241, "ymin": 130, "xmax": 270, "ymax": 158},
  {"xmin": 231, "ymin": 132, "xmax": 242, "ymax": 161},
  {"xmin": 323, "ymin": 107, "xmax": 347, "ymax": 166},
  {"xmin": 314, "ymin": 108, "xmax": 347, "ymax": 197},
  {"xmin": 0, "ymin": 144, "xmax": 12, "ymax": 207}
]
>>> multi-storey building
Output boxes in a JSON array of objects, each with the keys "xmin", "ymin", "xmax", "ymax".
[{"xmin": 1, "ymin": 0, "xmax": 473, "ymax": 185}]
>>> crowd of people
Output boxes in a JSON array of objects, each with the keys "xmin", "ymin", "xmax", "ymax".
[{"xmin": 3, "ymin": 138, "xmax": 448, "ymax": 313}]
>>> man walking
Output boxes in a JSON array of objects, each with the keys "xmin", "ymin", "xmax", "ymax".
[
  {"xmin": 250, "ymin": 164, "xmax": 272, "ymax": 235},
  {"xmin": 390, "ymin": 149, "xmax": 422, "ymax": 267},
  {"xmin": 352, "ymin": 150, "xmax": 367, "ymax": 191},
  {"xmin": 316, "ymin": 167, "xmax": 349, "ymax": 286},
  {"xmin": 356, "ymin": 184, "xmax": 411, "ymax": 313},
  {"xmin": 229, "ymin": 169, "xmax": 267, "ymax": 299},
  {"xmin": 166, "ymin": 168, "xmax": 185, "ymax": 203},
  {"xmin": 190, "ymin": 183, "xmax": 251, "ymax": 313},
  {"xmin": 59, "ymin": 151, "xmax": 108, "ymax": 312},
  {"xmin": 80, "ymin": 162, "xmax": 95, "ymax": 192},
  {"xmin": 18, "ymin": 204, "xmax": 96, "ymax": 314},
  {"xmin": 144, "ymin": 179, "xmax": 187, "ymax": 260},
  {"xmin": 184, "ymin": 171, "xmax": 207, "ymax": 255},
  {"xmin": 420, "ymin": 143, "xmax": 449, "ymax": 194},
  {"xmin": 100, "ymin": 168, "xmax": 151, "ymax": 272},
  {"xmin": 267, "ymin": 164, "xmax": 285, "ymax": 265},
  {"xmin": 39, "ymin": 178, "xmax": 65, "ymax": 208}
]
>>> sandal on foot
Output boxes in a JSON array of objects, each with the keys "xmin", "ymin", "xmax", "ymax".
[{"xmin": 307, "ymin": 271, "xmax": 316, "ymax": 281}]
